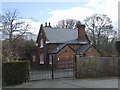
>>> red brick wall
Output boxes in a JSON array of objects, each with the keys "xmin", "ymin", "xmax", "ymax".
[
  {"xmin": 85, "ymin": 46, "xmax": 101, "ymax": 57},
  {"xmin": 55, "ymin": 45, "xmax": 75, "ymax": 68},
  {"xmin": 36, "ymin": 28, "xmax": 47, "ymax": 65}
]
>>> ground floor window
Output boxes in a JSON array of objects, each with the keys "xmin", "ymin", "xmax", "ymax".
[
  {"xmin": 49, "ymin": 55, "xmax": 52, "ymax": 64},
  {"xmin": 40, "ymin": 54, "xmax": 44, "ymax": 64},
  {"xmin": 32, "ymin": 55, "xmax": 36, "ymax": 62}
]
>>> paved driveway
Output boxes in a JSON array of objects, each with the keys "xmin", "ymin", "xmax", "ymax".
[{"xmin": 4, "ymin": 77, "xmax": 118, "ymax": 88}]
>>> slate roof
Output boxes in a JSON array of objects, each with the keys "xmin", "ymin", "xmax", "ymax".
[
  {"xmin": 76, "ymin": 44, "xmax": 92, "ymax": 54},
  {"xmin": 43, "ymin": 27, "xmax": 90, "ymax": 44},
  {"xmin": 63, "ymin": 39, "xmax": 89, "ymax": 44},
  {"xmin": 48, "ymin": 44, "xmax": 66, "ymax": 54}
]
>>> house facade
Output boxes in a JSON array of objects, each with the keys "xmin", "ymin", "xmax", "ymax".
[{"xmin": 31, "ymin": 22, "xmax": 101, "ymax": 68}]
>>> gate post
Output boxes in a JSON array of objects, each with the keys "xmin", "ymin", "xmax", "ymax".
[
  {"xmin": 74, "ymin": 55, "xmax": 78, "ymax": 78},
  {"xmin": 115, "ymin": 40, "xmax": 120, "ymax": 78},
  {"xmin": 115, "ymin": 41, "xmax": 120, "ymax": 56}
]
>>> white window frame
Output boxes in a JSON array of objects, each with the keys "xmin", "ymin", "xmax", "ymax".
[
  {"xmin": 40, "ymin": 39, "xmax": 44, "ymax": 48},
  {"xmin": 40, "ymin": 54, "xmax": 44, "ymax": 64},
  {"xmin": 36, "ymin": 43, "xmax": 38, "ymax": 46},
  {"xmin": 32, "ymin": 55, "xmax": 36, "ymax": 62}
]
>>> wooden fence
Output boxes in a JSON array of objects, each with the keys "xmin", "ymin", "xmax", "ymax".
[{"xmin": 75, "ymin": 56, "xmax": 119, "ymax": 78}]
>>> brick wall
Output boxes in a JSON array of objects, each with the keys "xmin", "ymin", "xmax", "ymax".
[
  {"xmin": 85, "ymin": 46, "xmax": 101, "ymax": 57},
  {"xmin": 54, "ymin": 45, "xmax": 75, "ymax": 69}
]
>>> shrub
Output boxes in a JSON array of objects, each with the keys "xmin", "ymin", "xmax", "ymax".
[
  {"xmin": 76, "ymin": 57, "xmax": 118, "ymax": 78},
  {"xmin": 2, "ymin": 60, "xmax": 30, "ymax": 85}
]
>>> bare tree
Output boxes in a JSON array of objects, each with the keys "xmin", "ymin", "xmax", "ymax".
[
  {"xmin": 1, "ymin": 9, "xmax": 30, "ymax": 61},
  {"xmin": 83, "ymin": 14, "xmax": 116, "ymax": 46},
  {"xmin": 56, "ymin": 19, "xmax": 77, "ymax": 29}
]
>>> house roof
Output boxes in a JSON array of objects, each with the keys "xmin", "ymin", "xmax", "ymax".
[
  {"xmin": 76, "ymin": 44, "xmax": 92, "ymax": 54},
  {"xmin": 43, "ymin": 27, "xmax": 90, "ymax": 44},
  {"xmin": 44, "ymin": 27, "xmax": 77, "ymax": 43},
  {"xmin": 48, "ymin": 44, "xmax": 66, "ymax": 54},
  {"xmin": 63, "ymin": 38, "xmax": 89, "ymax": 44}
]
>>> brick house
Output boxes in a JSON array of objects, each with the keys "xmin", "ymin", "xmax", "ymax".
[{"xmin": 31, "ymin": 22, "xmax": 101, "ymax": 68}]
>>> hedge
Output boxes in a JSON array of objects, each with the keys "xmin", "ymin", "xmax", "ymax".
[
  {"xmin": 2, "ymin": 60, "xmax": 30, "ymax": 85},
  {"xmin": 76, "ymin": 57, "xmax": 118, "ymax": 78}
]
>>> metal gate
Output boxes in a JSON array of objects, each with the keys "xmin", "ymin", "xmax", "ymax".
[{"xmin": 30, "ymin": 60, "xmax": 75, "ymax": 81}]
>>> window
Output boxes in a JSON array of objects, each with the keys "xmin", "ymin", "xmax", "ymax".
[
  {"xmin": 40, "ymin": 54, "xmax": 44, "ymax": 64},
  {"xmin": 40, "ymin": 39, "xmax": 44, "ymax": 48},
  {"xmin": 36, "ymin": 43, "xmax": 38, "ymax": 46},
  {"xmin": 41, "ymin": 33, "xmax": 42, "ymax": 36},
  {"xmin": 49, "ymin": 55, "xmax": 52, "ymax": 64},
  {"xmin": 32, "ymin": 55, "xmax": 36, "ymax": 62}
]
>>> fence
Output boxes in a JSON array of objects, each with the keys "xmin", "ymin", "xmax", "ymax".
[
  {"xmin": 30, "ymin": 56, "xmax": 119, "ymax": 80},
  {"xmin": 75, "ymin": 56, "xmax": 119, "ymax": 78}
]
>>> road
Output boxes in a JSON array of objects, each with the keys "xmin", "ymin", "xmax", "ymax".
[{"xmin": 4, "ymin": 77, "xmax": 118, "ymax": 88}]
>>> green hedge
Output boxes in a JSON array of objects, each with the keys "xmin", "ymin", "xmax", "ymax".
[
  {"xmin": 76, "ymin": 57, "xmax": 118, "ymax": 78},
  {"xmin": 2, "ymin": 60, "xmax": 30, "ymax": 85}
]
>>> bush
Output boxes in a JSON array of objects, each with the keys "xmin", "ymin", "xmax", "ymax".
[
  {"xmin": 76, "ymin": 57, "xmax": 118, "ymax": 78},
  {"xmin": 2, "ymin": 60, "xmax": 30, "ymax": 85}
]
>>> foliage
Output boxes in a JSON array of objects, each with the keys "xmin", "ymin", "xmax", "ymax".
[
  {"xmin": 1, "ymin": 9, "xmax": 30, "ymax": 61},
  {"xmin": 96, "ymin": 36, "xmax": 118, "ymax": 56},
  {"xmin": 2, "ymin": 37, "xmax": 36, "ymax": 61},
  {"xmin": 56, "ymin": 19, "xmax": 78, "ymax": 29},
  {"xmin": 2, "ymin": 60, "xmax": 30, "ymax": 85},
  {"xmin": 83, "ymin": 14, "xmax": 116, "ymax": 46},
  {"xmin": 76, "ymin": 57, "xmax": 118, "ymax": 78}
]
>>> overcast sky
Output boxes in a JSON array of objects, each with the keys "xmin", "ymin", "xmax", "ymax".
[{"xmin": 1, "ymin": 0, "xmax": 119, "ymax": 35}]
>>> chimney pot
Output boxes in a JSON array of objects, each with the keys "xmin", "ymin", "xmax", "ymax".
[
  {"xmin": 45, "ymin": 22, "xmax": 47, "ymax": 27},
  {"xmin": 49, "ymin": 22, "xmax": 51, "ymax": 27}
]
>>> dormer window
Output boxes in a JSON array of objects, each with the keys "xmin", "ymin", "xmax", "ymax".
[{"xmin": 40, "ymin": 39, "xmax": 44, "ymax": 48}]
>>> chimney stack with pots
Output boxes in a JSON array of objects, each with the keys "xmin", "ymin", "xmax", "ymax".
[{"xmin": 76, "ymin": 21, "xmax": 86, "ymax": 41}]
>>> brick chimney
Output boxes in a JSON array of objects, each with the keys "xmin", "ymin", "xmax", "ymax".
[{"xmin": 76, "ymin": 21, "xmax": 86, "ymax": 41}]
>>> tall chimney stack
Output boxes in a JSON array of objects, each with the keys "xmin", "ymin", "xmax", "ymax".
[{"xmin": 76, "ymin": 21, "xmax": 87, "ymax": 41}]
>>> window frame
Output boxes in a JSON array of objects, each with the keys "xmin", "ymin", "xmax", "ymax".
[{"xmin": 40, "ymin": 54, "xmax": 44, "ymax": 64}]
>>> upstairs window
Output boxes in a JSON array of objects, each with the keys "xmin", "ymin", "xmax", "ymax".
[{"xmin": 40, "ymin": 39, "xmax": 44, "ymax": 48}]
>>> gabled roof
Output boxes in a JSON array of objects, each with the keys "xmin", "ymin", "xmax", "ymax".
[
  {"xmin": 36, "ymin": 26, "xmax": 90, "ymax": 44},
  {"xmin": 48, "ymin": 44, "xmax": 75, "ymax": 54},
  {"xmin": 76, "ymin": 44, "xmax": 92, "ymax": 54},
  {"xmin": 43, "ymin": 27, "xmax": 78, "ymax": 43},
  {"xmin": 48, "ymin": 44, "xmax": 66, "ymax": 54},
  {"xmin": 63, "ymin": 38, "xmax": 89, "ymax": 44}
]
